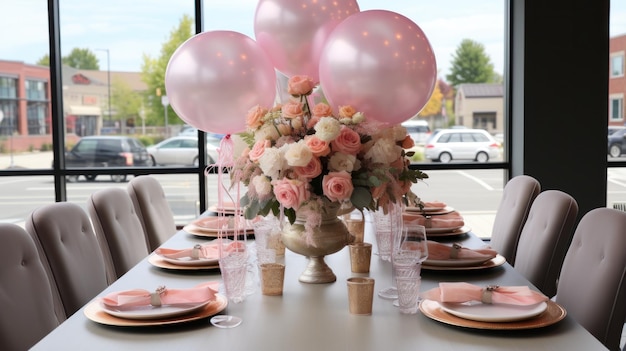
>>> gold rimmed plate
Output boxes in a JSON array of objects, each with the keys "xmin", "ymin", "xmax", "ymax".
[
  {"xmin": 148, "ymin": 254, "xmax": 220, "ymax": 270},
  {"xmin": 421, "ymin": 254, "xmax": 506, "ymax": 271},
  {"xmin": 425, "ymin": 225, "xmax": 471, "ymax": 238},
  {"xmin": 405, "ymin": 205, "xmax": 455, "ymax": 215},
  {"xmin": 84, "ymin": 294, "xmax": 228, "ymax": 327},
  {"xmin": 419, "ymin": 299, "xmax": 566, "ymax": 330}
]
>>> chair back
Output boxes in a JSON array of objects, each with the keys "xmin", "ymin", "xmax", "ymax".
[
  {"xmin": 513, "ymin": 190, "xmax": 578, "ymax": 297},
  {"xmin": 88, "ymin": 188, "xmax": 150, "ymax": 282},
  {"xmin": 127, "ymin": 176, "xmax": 177, "ymax": 251},
  {"xmin": 25, "ymin": 202, "xmax": 109, "ymax": 318},
  {"xmin": 555, "ymin": 208, "xmax": 626, "ymax": 351},
  {"xmin": 489, "ymin": 175, "xmax": 541, "ymax": 264},
  {"xmin": 0, "ymin": 224, "xmax": 62, "ymax": 350}
]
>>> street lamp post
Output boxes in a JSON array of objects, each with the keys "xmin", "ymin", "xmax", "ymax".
[{"xmin": 96, "ymin": 49, "xmax": 112, "ymax": 124}]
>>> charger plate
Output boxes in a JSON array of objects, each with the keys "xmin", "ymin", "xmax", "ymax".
[
  {"xmin": 419, "ymin": 299, "xmax": 566, "ymax": 330},
  {"xmin": 148, "ymin": 254, "xmax": 220, "ymax": 270},
  {"xmin": 421, "ymin": 254, "xmax": 506, "ymax": 271},
  {"xmin": 405, "ymin": 205, "xmax": 454, "ymax": 215},
  {"xmin": 84, "ymin": 294, "xmax": 228, "ymax": 327},
  {"xmin": 426, "ymin": 225, "xmax": 471, "ymax": 238}
]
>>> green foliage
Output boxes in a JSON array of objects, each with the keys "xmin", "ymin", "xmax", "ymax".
[
  {"xmin": 36, "ymin": 55, "xmax": 50, "ymax": 66},
  {"xmin": 62, "ymin": 48, "xmax": 100, "ymax": 70},
  {"xmin": 446, "ymin": 39, "xmax": 496, "ymax": 86},
  {"xmin": 135, "ymin": 135, "xmax": 160, "ymax": 147},
  {"xmin": 141, "ymin": 14, "xmax": 193, "ymax": 126},
  {"xmin": 40, "ymin": 143, "xmax": 52, "ymax": 151},
  {"xmin": 111, "ymin": 78, "xmax": 143, "ymax": 124}
]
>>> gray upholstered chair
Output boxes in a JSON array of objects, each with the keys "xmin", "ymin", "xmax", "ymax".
[
  {"xmin": 513, "ymin": 190, "xmax": 578, "ymax": 297},
  {"xmin": 127, "ymin": 175, "xmax": 177, "ymax": 251},
  {"xmin": 555, "ymin": 208, "xmax": 626, "ymax": 351},
  {"xmin": 0, "ymin": 223, "xmax": 63, "ymax": 350},
  {"xmin": 488, "ymin": 175, "xmax": 541, "ymax": 265},
  {"xmin": 25, "ymin": 202, "xmax": 109, "ymax": 318},
  {"xmin": 88, "ymin": 188, "xmax": 150, "ymax": 282}
]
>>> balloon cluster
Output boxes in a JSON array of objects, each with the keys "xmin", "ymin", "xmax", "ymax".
[{"xmin": 165, "ymin": 0, "xmax": 437, "ymax": 135}]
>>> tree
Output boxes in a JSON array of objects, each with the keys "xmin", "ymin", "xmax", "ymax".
[
  {"xmin": 62, "ymin": 48, "xmax": 100, "ymax": 69},
  {"xmin": 418, "ymin": 82, "xmax": 443, "ymax": 118},
  {"xmin": 111, "ymin": 78, "xmax": 143, "ymax": 131},
  {"xmin": 36, "ymin": 55, "xmax": 49, "ymax": 66},
  {"xmin": 446, "ymin": 39, "xmax": 496, "ymax": 86},
  {"xmin": 141, "ymin": 15, "xmax": 193, "ymax": 126}
]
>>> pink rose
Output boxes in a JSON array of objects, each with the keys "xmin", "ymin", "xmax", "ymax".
[
  {"xmin": 282, "ymin": 101, "xmax": 304, "ymax": 119},
  {"xmin": 305, "ymin": 135, "xmax": 330, "ymax": 157},
  {"xmin": 322, "ymin": 171, "xmax": 354, "ymax": 202},
  {"xmin": 287, "ymin": 75, "xmax": 316, "ymax": 96},
  {"xmin": 331, "ymin": 126, "xmax": 362, "ymax": 155},
  {"xmin": 295, "ymin": 156, "xmax": 322, "ymax": 179},
  {"xmin": 312, "ymin": 102, "xmax": 333, "ymax": 117},
  {"xmin": 272, "ymin": 178, "xmax": 310, "ymax": 210},
  {"xmin": 246, "ymin": 105, "xmax": 267, "ymax": 129},
  {"xmin": 249, "ymin": 139, "xmax": 271, "ymax": 162},
  {"xmin": 306, "ymin": 116, "xmax": 321, "ymax": 129},
  {"xmin": 338, "ymin": 105, "xmax": 357, "ymax": 118}
]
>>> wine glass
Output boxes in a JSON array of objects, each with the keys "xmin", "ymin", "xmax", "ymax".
[{"xmin": 392, "ymin": 222, "xmax": 428, "ymax": 307}]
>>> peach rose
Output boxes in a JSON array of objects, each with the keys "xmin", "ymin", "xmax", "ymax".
[
  {"xmin": 338, "ymin": 105, "xmax": 357, "ymax": 118},
  {"xmin": 322, "ymin": 171, "xmax": 354, "ymax": 202},
  {"xmin": 282, "ymin": 101, "xmax": 304, "ymax": 119},
  {"xmin": 401, "ymin": 135, "xmax": 415, "ymax": 149},
  {"xmin": 305, "ymin": 135, "xmax": 330, "ymax": 157},
  {"xmin": 287, "ymin": 75, "xmax": 316, "ymax": 96},
  {"xmin": 272, "ymin": 178, "xmax": 310, "ymax": 210},
  {"xmin": 331, "ymin": 126, "xmax": 361, "ymax": 155},
  {"xmin": 249, "ymin": 139, "xmax": 271, "ymax": 162},
  {"xmin": 246, "ymin": 105, "xmax": 267, "ymax": 129},
  {"xmin": 312, "ymin": 102, "xmax": 333, "ymax": 117},
  {"xmin": 294, "ymin": 156, "xmax": 322, "ymax": 179}
]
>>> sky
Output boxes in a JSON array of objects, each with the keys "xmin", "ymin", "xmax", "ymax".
[{"xmin": 1, "ymin": 0, "xmax": 625, "ymax": 79}]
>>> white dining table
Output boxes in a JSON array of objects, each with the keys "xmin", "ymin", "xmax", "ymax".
[{"xmin": 32, "ymin": 220, "xmax": 608, "ymax": 351}]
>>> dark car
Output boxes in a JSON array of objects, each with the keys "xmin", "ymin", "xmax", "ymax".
[
  {"xmin": 607, "ymin": 128, "xmax": 626, "ymax": 158},
  {"xmin": 65, "ymin": 136, "xmax": 151, "ymax": 182}
]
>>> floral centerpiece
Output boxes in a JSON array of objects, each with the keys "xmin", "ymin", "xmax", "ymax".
[{"xmin": 231, "ymin": 75, "xmax": 428, "ymax": 245}]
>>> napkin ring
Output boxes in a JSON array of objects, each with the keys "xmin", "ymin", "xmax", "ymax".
[
  {"xmin": 424, "ymin": 215, "xmax": 432, "ymax": 228},
  {"xmin": 450, "ymin": 243, "xmax": 462, "ymax": 259},
  {"xmin": 191, "ymin": 244, "xmax": 202, "ymax": 259},
  {"xmin": 150, "ymin": 286, "xmax": 167, "ymax": 306},
  {"xmin": 481, "ymin": 285, "xmax": 499, "ymax": 304}
]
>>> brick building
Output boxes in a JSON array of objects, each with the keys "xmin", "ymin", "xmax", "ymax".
[{"xmin": 609, "ymin": 33, "xmax": 626, "ymax": 127}]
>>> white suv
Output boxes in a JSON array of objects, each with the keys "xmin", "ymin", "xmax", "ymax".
[{"xmin": 424, "ymin": 129, "xmax": 500, "ymax": 163}]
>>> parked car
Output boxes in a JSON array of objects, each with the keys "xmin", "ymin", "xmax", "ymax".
[
  {"xmin": 608, "ymin": 128, "xmax": 626, "ymax": 157},
  {"xmin": 402, "ymin": 120, "xmax": 431, "ymax": 145},
  {"xmin": 147, "ymin": 135, "xmax": 221, "ymax": 166},
  {"xmin": 424, "ymin": 128, "xmax": 500, "ymax": 163},
  {"xmin": 65, "ymin": 136, "xmax": 151, "ymax": 182},
  {"xmin": 608, "ymin": 125, "xmax": 626, "ymax": 136}
]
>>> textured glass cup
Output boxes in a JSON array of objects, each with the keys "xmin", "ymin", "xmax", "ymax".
[
  {"xmin": 260, "ymin": 263, "xmax": 285, "ymax": 296},
  {"xmin": 219, "ymin": 251, "xmax": 247, "ymax": 303},
  {"xmin": 372, "ymin": 203, "xmax": 403, "ymax": 262},
  {"xmin": 395, "ymin": 276, "xmax": 422, "ymax": 314},
  {"xmin": 349, "ymin": 242, "xmax": 372, "ymax": 273},
  {"xmin": 347, "ymin": 277, "xmax": 375, "ymax": 315}
]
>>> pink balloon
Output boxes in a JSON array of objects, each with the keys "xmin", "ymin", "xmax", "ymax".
[
  {"xmin": 254, "ymin": 0, "xmax": 360, "ymax": 82},
  {"xmin": 319, "ymin": 10, "xmax": 437, "ymax": 125},
  {"xmin": 165, "ymin": 31, "xmax": 276, "ymax": 134}
]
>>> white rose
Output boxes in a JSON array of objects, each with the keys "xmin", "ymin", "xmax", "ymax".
[
  {"xmin": 365, "ymin": 138, "xmax": 401, "ymax": 164},
  {"xmin": 258, "ymin": 147, "xmax": 284, "ymax": 179},
  {"xmin": 328, "ymin": 152, "xmax": 356, "ymax": 172},
  {"xmin": 254, "ymin": 123, "xmax": 280, "ymax": 142},
  {"xmin": 352, "ymin": 112, "xmax": 365, "ymax": 124},
  {"xmin": 314, "ymin": 117, "xmax": 341, "ymax": 142},
  {"xmin": 252, "ymin": 175, "xmax": 272, "ymax": 196},
  {"xmin": 284, "ymin": 140, "xmax": 312, "ymax": 167}
]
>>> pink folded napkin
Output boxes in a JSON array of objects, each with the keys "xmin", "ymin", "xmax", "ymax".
[
  {"xmin": 101, "ymin": 281, "xmax": 219, "ymax": 308},
  {"xmin": 422, "ymin": 201, "xmax": 447, "ymax": 209},
  {"xmin": 421, "ymin": 282, "xmax": 548, "ymax": 306},
  {"xmin": 426, "ymin": 241, "xmax": 497, "ymax": 261},
  {"xmin": 403, "ymin": 211, "xmax": 465, "ymax": 228},
  {"xmin": 155, "ymin": 240, "xmax": 245, "ymax": 260}
]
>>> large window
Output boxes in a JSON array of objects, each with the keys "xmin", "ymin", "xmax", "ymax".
[
  {"xmin": 611, "ymin": 53, "xmax": 624, "ymax": 77},
  {"xmin": 610, "ymin": 95, "xmax": 624, "ymax": 121}
]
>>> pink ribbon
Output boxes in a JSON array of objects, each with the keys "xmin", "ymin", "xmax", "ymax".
[
  {"xmin": 101, "ymin": 281, "xmax": 219, "ymax": 308},
  {"xmin": 421, "ymin": 282, "xmax": 548, "ymax": 306}
]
